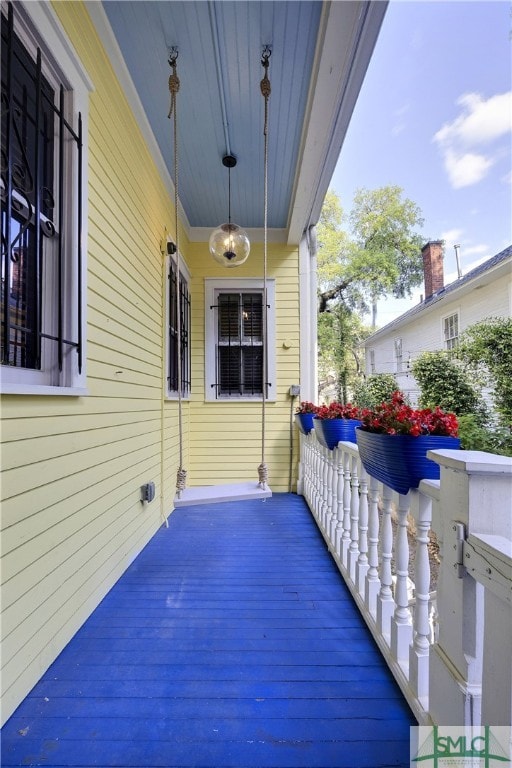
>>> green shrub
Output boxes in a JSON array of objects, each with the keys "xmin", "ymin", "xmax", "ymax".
[
  {"xmin": 411, "ymin": 351, "xmax": 484, "ymax": 417},
  {"xmin": 458, "ymin": 414, "xmax": 512, "ymax": 457},
  {"xmin": 458, "ymin": 317, "xmax": 512, "ymax": 424},
  {"xmin": 352, "ymin": 373, "xmax": 399, "ymax": 409}
]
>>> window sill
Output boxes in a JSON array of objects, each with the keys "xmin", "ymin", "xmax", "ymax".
[{"xmin": 0, "ymin": 383, "xmax": 89, "ymax": 397}]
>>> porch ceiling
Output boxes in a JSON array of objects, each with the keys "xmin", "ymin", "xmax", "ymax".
[{"xmin": 88, "ymin": 1, "xmax": 387, "ymax": 244}]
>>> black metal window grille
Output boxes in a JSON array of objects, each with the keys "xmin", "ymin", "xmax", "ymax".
[
  {"xmin": 212, "ymin": 291, "xmax": 267, "ymax": 398},
  {"xmin": 1, "ymin": 3, "xmax": 82, "ymax": 374},
  {"xmin": 168, "ymin": 261, "xmax": 190, "ymax": 396}
]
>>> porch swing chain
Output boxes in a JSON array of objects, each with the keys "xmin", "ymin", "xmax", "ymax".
[
  {"xmin": 169, "ymin": 48, "xmax": 187, "ymax": 496},
  {"xmin": 258, "ymin": 46, "xmax": 271, "ymax": 490}
]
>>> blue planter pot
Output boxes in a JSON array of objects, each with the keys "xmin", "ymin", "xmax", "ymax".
[
  {"xmin": 314, "ymin": 418, "xmax": 362, "ymax": 449},
  {"xmin": 355, "ymin": 428, "xmax": 461, "ymax": 494},
  {"xmin": 295, "ymin": 413, "xmax": 315, "ymax": 435}
]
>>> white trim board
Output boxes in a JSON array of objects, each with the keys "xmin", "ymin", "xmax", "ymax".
[{"xmin": 173, "ymin": 482, "xmax": 272, "ymax": 508}]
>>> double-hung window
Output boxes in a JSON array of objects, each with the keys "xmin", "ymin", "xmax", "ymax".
[
  {"xmin": 205, "ymin": 278, "xmax": 275, "ymax": 401},
  {"xmin": 443, "ymin": 312, "xmax": 459, "ymax": 351},
  {"xmin": 1, "ymin": 1, "xmax": 89, "ymax": 393},
  {"xmin": 167, "ymin": 254, "xmax": 190, "ymax": 398}
]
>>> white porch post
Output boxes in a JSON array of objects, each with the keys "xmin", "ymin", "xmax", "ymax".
[
  {"xmin": 428, "ymin": 450, "xmax": 512, "ymax": 727},
  {"xmin": 298, "ymin": 229, "xmax": 317, "ymax": 405}
]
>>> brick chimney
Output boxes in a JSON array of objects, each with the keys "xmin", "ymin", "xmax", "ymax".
[{"xmin": 422, "ymin": 240, "xmax": 444, "ymax": 299}]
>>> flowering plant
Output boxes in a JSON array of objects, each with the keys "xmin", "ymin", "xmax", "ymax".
[
  {"xmin": 314, "ymin": 402, "xmax": 361, "ymax": 420},
  {"xmin": 295, "ymin": 401, "xmax": 318, "ymax": 415},
  {"xmin": 360, "ymin": 391, "xmax": 458, "ymax": 437}
]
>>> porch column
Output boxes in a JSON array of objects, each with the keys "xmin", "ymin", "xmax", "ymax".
[
  {"xmin": 298, "ymin": 228, "xmax": 317, "ymax": 404},
  {"xmin": 428, "ymin": 450, "xmax": 512, "ymax": 727}
]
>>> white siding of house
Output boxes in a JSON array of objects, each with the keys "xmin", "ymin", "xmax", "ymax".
[{"xmin": 366, "ymin": 261, "xmax": 512, "ymax": 403}]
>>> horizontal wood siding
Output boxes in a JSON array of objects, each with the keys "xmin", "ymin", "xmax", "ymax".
[
  {"xmin": 187, "ymin": 243, "xmax": 300, "ymax": 492},
  {"xmin": 369, "ymin": 271, "xmax": 512, "ymax": 403},
  {"xmin": 0, "ymin": 1, "xmax": 187, "ymax": 725}
]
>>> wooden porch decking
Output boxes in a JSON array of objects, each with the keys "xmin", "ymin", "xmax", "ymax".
[{"xmin": 1, "ymin": 493, "xmax": 415, "ymax": 768}]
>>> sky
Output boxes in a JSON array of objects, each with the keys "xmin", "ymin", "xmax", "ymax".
[{"xmin": 330, "ymin": 0, "xmax": 511, "ymax": 327}]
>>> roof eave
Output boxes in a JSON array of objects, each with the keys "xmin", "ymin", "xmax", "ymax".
[{"xmin": 287, "ymin": 0, "xmax": 388, "ymax": 246}]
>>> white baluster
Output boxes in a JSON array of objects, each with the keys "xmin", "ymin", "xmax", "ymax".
[
  {"xmin": 409, "ymin": 489, "xmax": 433, "ymax": 709},
  {"xmin": 341, "ymin": 451, "xmax": 352, "ymax": 568},
  {"xmin": 356, "ymin": 463, "xmax": 369, "ymax": 596},
  {"xmin": 321, "ymin": 446, "xmax": 329, "ymax": 533},
  {"xmin": 328, "ymin": 448, "xmax": 338, "ymax": 543},
  {"xmin": 391, "ymin": 492, "xmax": 413, "ymax": 668},
  {"xmin": 334, "ymin": 447, "xmax": 344, "ymax": 555},
  {"xmin": 365, "ymin": 476, "xmax": 381, "ymax": 618},
  {"xmin": 377, "ymin": 484, "xmax": 395, "ymax": 643},
  {"xmin": 348, "ymin": 456, "xmax": 360, "ymax": 583},
  {"xmin": 313, "ymin": 437, "xmax": 321, "ymax": 519},
  {"xmin": 325, "ymin": 447, "xmax": 334, "ymax": 542}
]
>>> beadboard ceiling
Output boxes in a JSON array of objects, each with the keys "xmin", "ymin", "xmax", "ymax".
[{"xmin": 89, "ymin": 1, "xmax": 387, "ymax": 244}]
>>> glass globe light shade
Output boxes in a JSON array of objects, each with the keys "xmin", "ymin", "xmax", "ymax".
[{"xmin": 209, "ymin": 222, "xmax": 250, "ymax": 268}]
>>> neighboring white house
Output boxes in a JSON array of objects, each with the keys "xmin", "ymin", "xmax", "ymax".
[{"xmin": 364, "ymin": 241, "xmax": 512, "ymax": 403}]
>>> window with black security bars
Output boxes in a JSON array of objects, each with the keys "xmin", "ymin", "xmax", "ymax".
[
  {"xmin": 1, "ymin": 3, "xmax": 83, "ymax": 378},
  {"xmin": 215, "ymin": 292, "xmax": 265, "ymax": 397},
  {"xmin": 168, "ymin": 260, "xmax": 190, "ymax": 396}
]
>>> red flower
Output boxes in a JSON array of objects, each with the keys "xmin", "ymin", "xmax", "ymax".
[
  {"xmin": 314, "ymin": 402, "xmax": 362, "ymax": 420},
  {"xmin": 295, "ymin": 401, "xmax": 318, "ymax": 415},
  {"xmin": 360, "ymin": 391, "xmax": 458, "ymax": 437}
]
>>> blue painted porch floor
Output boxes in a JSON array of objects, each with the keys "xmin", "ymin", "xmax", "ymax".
[{"xmin": 1, "ymin": 493, "xmax": 415, "ymax": 767}]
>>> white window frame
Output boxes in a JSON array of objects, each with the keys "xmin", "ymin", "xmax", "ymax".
[
  {"xmin": 205, "ymin": 278, "xmax": 276, "ymax": 402},
  {"xmin": 165, "ymin": 251, "xmax": 191, "ymax": 400},
  {"xmin": 1, "ymin": 1, "xmax": 91, "ymax": 396},
  {"xmin": 443, "ymin": 311, "xmax": 459, "ymax": 351},
  {"xmin": 369, "ymin": 349, "xmax": 375, "ymax": 374}
]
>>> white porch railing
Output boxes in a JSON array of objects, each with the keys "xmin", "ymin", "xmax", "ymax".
[{"xmin": 297, "ymin": 430, "xmax": 512, "ymax": 726}]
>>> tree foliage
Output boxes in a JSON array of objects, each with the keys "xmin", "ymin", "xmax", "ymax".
[
  {"xmin": 410, "ymin": 351, "xmax": 484, "ymax": 417},
  {"xmin": 458, "ymin": 317, "xmax": 512, "ymax": 424},
  {"xmin": 318, "ymin": 305, "xmax": 369, "ymax": 402},
  {"xmin": 352, "ymin": 373, "xmax": 399, "ymax": 410},
  {"xmin": 317, "ymin": 186, "xmax": 424, "ymax": 315}
]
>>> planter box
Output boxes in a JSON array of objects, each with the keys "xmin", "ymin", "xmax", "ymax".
[
  {"xmin": 314, "ymin": 418, "xmax": 361, "ymax": 449},
  {"xmin": 355, "ymin": 428, "xmax": 461, "ymax": 494},
  {"xmin": 295, "ymin": 413, "xmax": 315, "ymax": 435}
]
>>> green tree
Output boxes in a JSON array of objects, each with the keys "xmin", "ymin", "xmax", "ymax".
[
  {"xmin": 316, "ymin": 187, "xmax": 424, "ymax": 399},
  {"xmin": 318, "ymin": 306, "xmax": 369, "ymax": 402},
  {"xmin": 411, "ymin": 351, "xmax": 484, "ymax": 417},
  {"xmin": 352, "ymin": 373, "xmax": 399, "ymax": 410},
  {"xmin": 318, "ymin": 187, "xmax": 424, "ymax": 324},
  {"xmin": 458, "ymin": 317, "xmax": 512, "ymax": 424}
]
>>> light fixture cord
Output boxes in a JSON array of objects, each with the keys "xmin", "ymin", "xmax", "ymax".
[
  {"xmin": 258, "ymin": 47, "xmax": 271, "ymax": 491},
  {"xmin": 169, "ymin": 48, "xmax": 187, "ymax": 496}
]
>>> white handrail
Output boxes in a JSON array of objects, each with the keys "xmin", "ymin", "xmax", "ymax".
[{"xmin": 298, "ymin": 429, "xmax": 512, "ymax": 727}]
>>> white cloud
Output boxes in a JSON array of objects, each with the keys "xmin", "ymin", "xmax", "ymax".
[
  {"xmin": 463, "ymin": 244, "xmax": 489, "ymax": 257},
  {"xmin": 440, "ymin": 228, "xmax": 464, "ymax": 243},
  {"xmin": 444, "ymin": 149, "xmax": 494, "ymax": 188},
  {"xmin": 433, "ymin": 91, "xmax": 512, "ymax": 188}
]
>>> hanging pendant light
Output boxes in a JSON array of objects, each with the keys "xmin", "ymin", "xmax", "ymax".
[{"xmin": 209, "ymin": 154, "xmax": 250, "ymax": 268}]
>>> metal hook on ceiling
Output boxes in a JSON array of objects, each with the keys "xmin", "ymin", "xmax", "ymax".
[{"xmin": 261, "ymin": 45, "xmax": 272, "ymax": 66}]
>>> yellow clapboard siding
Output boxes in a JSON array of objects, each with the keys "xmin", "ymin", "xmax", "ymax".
[
  {"xmin": 2, "ymin": 452, "xmax": 161, "ymax": 557},
  {"xmin": 1, "ymin": 409, "xmax": 158, "ymax": 442},
  {"xmin": 2, "ymin": 512, "xmax": 161, "ymax": 718},
  {"xmin": 2, "ymin": 480, "xmax": 157, "ymax": 621},
  {"xmin": 2, "ymin": 418, "xmax": 161, "ymax": 471},
  {"xmin": 87, "ymin": 276, "xmax": 162, "ymax": 349},
  {"xmin": 1, "ymin": 429, "xmax": 161, "ymax": 502}
]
